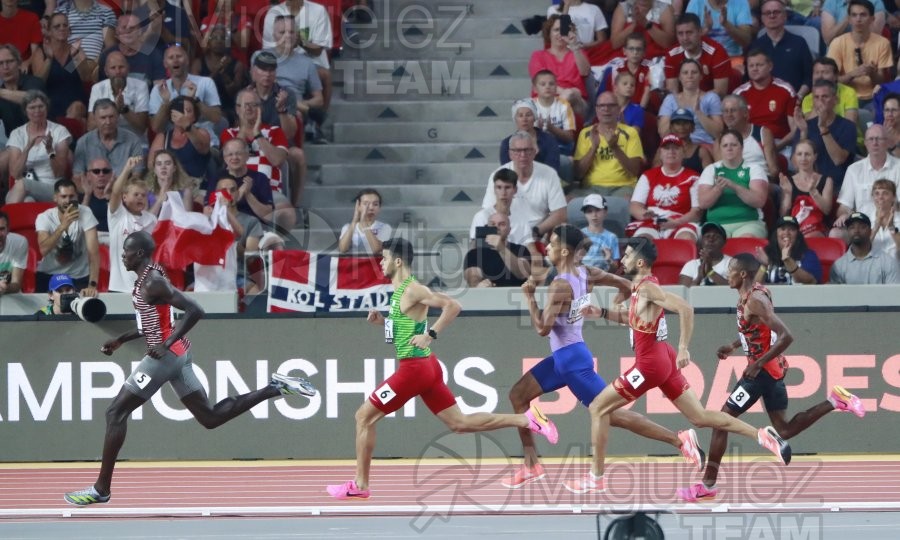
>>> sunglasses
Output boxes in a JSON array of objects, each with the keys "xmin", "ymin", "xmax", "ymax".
[{"xmin": 90, "ymin": 168, "xmax": 113, "ymax": 174}]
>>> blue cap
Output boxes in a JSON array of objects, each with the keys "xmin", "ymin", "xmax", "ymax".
[{"xmin": 49, "ymin": 274, "xmax": 75, "ymax": 292}]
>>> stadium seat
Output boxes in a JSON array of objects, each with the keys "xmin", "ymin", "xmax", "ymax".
[
  {"xmin": 652, "ymin": 239, "xmax": 697, "ymax": 285},
  {"xmin": 723, "ymin": 237, "xmax": 767, "ymax": 257},
  {"xmin": 98, "ymin": 244, "xmax": 110, "ymax": 293},
  {"xmin": 22, "ymin": 246, "xmax": 39, "ymax": 294},
  {"xmin": 805, "ymin": 237, "xmax": 846, "ymax": 284},
  {"xmin": 1, "ymin": 202, "xmax": 54, "ymax": 252}
]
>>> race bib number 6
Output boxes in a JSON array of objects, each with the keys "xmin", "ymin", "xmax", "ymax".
[{"xmin": 374, "ymin": 382, "xmax": 396, "ymax": 404}]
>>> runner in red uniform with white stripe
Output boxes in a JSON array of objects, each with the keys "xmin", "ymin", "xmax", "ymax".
[
  {"xmin": 677, "ymin": 253, "xmax": 865, "ymax": 502},
  {"xmin": 63, "ymin": 231, "xmax": 316, "ymax": 506},
  {"xmin": 564, "ymin": 239, "xmax": 792, "ymax": 494}
]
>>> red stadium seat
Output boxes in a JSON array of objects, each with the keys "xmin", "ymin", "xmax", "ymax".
[
  {"xmin": 723, "ymin": 237, "xmax": 768, "ymax": 257},
  {"xmin": 652, "ymin": 239, "xmax": 697, "ymax": 285},
  {"xmin": 1, "ymin": 202, "xmax": 54, "ymax": 232},
  {"xmin": 805, "ymin": 237, "xmax": 846, "ymax": 284},
  {"xmin": 22, "ymin": 246, "xmax": 39, "ymax": 294},
  {"xmin": 98, "ymin": 244, "xmax": 111, "ymax": 293}
]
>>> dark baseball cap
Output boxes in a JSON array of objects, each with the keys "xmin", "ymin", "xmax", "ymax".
[
  {"xmin": 846, "ymin": 211, "xmax": 871, "ymax": 227},
  {"xmin": 700, "ymin": 222, "xmax": 726, "ymax": 238},
  {"xmin": 775, "ymin": 215, "xmax": 800, "ymax": 229},
  {"xmin": 251, "ymin": 50, "xmax": 278, "ymax": 70},
  {"xmin": 671, "ymin": 108, "xmax": 695, "ymax": 123}
]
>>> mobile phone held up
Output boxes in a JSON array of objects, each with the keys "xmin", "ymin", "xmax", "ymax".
[{"xmin": 560, "ymin": 14, "xmax": 572, "ymax": 37}]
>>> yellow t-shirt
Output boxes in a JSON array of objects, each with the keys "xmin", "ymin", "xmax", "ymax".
[{"xmin": 574, "ymin": 123, "xmax": 644, "ymax": 188}]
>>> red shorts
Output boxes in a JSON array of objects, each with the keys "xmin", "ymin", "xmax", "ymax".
[
  {"xmin": 614, "ymin": 341, "xmax": 690, "ymax": 402},
  {"xmin": 368, "ymin": 353, "xmax": 457, "ymax": 415}
]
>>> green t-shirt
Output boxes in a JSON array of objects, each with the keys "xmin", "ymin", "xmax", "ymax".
[{"xmin": 706, "ymin": 161, "xmax": 765, "ymax": 225}]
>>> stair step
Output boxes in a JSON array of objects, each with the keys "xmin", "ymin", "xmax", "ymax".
[
  {"xmin": 332, "ymin": 120, "xmax": 512, "ymax": 144},
  {"xmin": 304, "ymin": 142, "xmax": 498, "ymax": 166},
  {"xmin": 315, "ymin": 162, "xmax": 498, "ymax": 185}
]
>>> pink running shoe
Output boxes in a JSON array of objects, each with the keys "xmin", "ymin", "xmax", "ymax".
[
  {"xmin": 501, "ymin": 463, "xmax": 547, "ymax": 489},
  {"xmin": 757, "ymin": 426, "xmax": 792, "ymax": 465},
  {"xmin": 563, "ymin": 472, "xmax": 605, "ymax": 494},
  {"xmin": 525, "ymin": 404, "xmax": 559, "ymax": 444},
  {"xmin": 676, "ymin": 482, "xmax": 718, "ymax": 503},
  {"xmin": 678, "ymin": 429, "xmax": 706, "ymax": 472},
  {"xmin": 326, "ymin": 480, "xmax": 371, "ymax": 500},
  {"xmin": 828, "ymin": 385, "xmax": 866, "ymax": 418}
]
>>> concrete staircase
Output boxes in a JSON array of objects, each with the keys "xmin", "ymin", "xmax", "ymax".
[{"xmin": 295, "ymin": 0, "xmax": 548, "ymax": 288}]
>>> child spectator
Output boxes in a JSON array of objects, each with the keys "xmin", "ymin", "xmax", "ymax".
[
  {"xmin": 530, "ymin": 70, "xmax": 576, "ymax": 154},
  {"xmin": 604, "ymin": 32, "xmax": 651, "ymax": 110},
  {"xmin": 612, "ymin": 71, "xmax": 645, "ymax": 130},
  {"xmin": 107, "ymin": 156, "xmax": 156, "ymax": 292},
  {"xmin": 580, "ymin": 194, "xmax": 619, "ymax": 270}
]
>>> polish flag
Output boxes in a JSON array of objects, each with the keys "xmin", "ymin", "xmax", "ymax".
[{"xmin": 152, "ymin": 192, "xmax": 234, "ymax": 269}]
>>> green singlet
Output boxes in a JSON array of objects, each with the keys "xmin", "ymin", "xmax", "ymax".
[{"xmin": 387, "ymin": 276, "xmax": 430, "ymax": 359}]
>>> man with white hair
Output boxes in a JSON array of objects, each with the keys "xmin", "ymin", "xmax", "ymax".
[{"xmin": 499, "ymin": 99, "xmax": 560, "ymax": 171}]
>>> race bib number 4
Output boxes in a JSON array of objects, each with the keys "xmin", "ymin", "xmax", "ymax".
[
  {"xmin": 374, "ymin": 382, "xmax": 396, "ymax": 404},
  {"xmin": 132, "ymin": 370, "xmax": 152, "ymax": 390},
  {"xmin": 625, "ymin": 367, "xmax": 645, "ymax": 389},
  {"xmin": 729, "ymin": 384, "xmax": 751, "ymax": 408}
]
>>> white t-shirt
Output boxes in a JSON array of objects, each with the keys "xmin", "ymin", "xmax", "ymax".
[
  {"xmin": 679, "ymin": 255, "xmax": 733, "ymax": 282},
  {"xmin": 837, "ymin": 156, "xmax": 900, "ymax": 219},
  {"xmin": 262, "ymin": 1, "xmax": 333, "ymax": 68},
  {"xmin": 34, "ymin": 205, "xmax": 99, "ymax": 278},
  {"xmin": 339, "ymin": 221, "xmax": 392, "ymax": 254},
  {"xmin": 88, "ymin": 77, "xmax": 151, "ymax": 138},
  {"xmin": 469, "ymin": 206, "xmax": 533, "ymax": 246},
  {"xmin": 107, "ymin": 204, "xmax": 157, "ymax": 292},
  {"xmin": 546, "ymin": 3, "xmax": 608, "ymax": 45},
  {"xmin": 7, "ymin": 121, "xmax": 72, "ymax": 184},
  {"xmin": 483, "ymin": 162, "xmax": 567, "ymax": 229},
  {"xmin": 0, "ymin": 232, "xmax": 28, "ymax": 285}
]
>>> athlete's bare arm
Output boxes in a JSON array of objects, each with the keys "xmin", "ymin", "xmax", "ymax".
[
  {"xmin": 586, "ymin": 266, "xmax": 632, "ymax": 296},
  {"xmin": 405, "ymin": 282, "xmax": 461, "ymax": 349},
  {"xmin": 522, "ymin": 278, "xmax": 570, "ymax": 337},
  {"xmin": 743, "ymin": 291, "xmax": 794, "ymax": 372},
  {"xmin": 142, "ymin": 271, "xmax": 205, "ymax": 358},
  {"xmin": 642, "ymin": 281, "xmax": 694, "ymax": 367}
]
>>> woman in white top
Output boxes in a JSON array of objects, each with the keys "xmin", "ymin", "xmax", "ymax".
[
  {"xmin": 547, "ymin": 0, "xmax": 609, "ymax": 49},
  {"xmin": 658, "ymin": 59, "xmax": 723, "ymax": 146},
  {"xmin": 5, "ymin": 90, "xmax": 72, "ymax": 203},
  {"xmin": 338, "ymin": 188, "xmax": 392, "ymax": 254}
]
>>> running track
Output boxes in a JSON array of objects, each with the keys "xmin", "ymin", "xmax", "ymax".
[{"xmin": 1, "ymin": 457, "xmax": 898, "ymax": 520}]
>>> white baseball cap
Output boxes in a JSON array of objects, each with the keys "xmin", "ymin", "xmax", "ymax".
[{"xmin": 580, "ymin": 194, "xmax": 607, "ymax": 211}]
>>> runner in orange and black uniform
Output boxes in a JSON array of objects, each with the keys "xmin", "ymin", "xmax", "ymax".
[{"xmin": 677, "ymin": 252, "xmax": 866, "ymax": 502}]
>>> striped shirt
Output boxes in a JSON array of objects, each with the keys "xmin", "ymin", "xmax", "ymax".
[
  {"xmin": 220, "ymin": 126, "xmax": 288, "ymax": 193},
  {"xmin": 133, "ymin": 263, "xmax": 190, "ymax": 356},
  {"xmin": 55, "ymin": 1, "xmax": 117, "ymax": 61},
  {"xmin": 388, "ymin": 276, "xmax": 429, "ymax": 360}
]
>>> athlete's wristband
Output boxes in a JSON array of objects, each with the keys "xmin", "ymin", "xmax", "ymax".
[{"xmin": 427, "ymin": 329, "xmax": 438, "ymax": 340}]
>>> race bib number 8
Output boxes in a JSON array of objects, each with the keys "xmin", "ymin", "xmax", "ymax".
[
  {"xmin": 132, "ymin": 370, "xmax": 152, "ymax": 390},
  {"xmin": 729, "ymin": 385, "xmax": 751, "ymax": 408},
  {"xmin": 626, "ymin": 367, "xmax": 645, "ymax": 389},
  {"xmin": 374, "ymin": 382, "xmax": 396, "ymax": 404}
]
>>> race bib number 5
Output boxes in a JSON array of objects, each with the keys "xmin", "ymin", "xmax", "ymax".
[
  {"xmin": 374, "ymin": 382, "xmax": 396, "ymax": 404},
  {"xmin": 132, "ymin": 370, "xmax": 152, "ymax": 390}
]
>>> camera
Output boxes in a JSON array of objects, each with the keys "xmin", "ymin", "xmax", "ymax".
[
  {"xmin": 59, "ymin": 293, "xmax": 106, "ymax": 322},
  {"xmin": 57, "ymin": 232, "xmax": 75, "ymax": 263}
]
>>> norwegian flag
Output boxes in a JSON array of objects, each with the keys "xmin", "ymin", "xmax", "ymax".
[
  {"xmin": 152, "ymin": 192, "xmax": 234, "ymax": 269},
  {"xmin": 266, "ymin": 250, "xmax": 391, "ymax": 313}
]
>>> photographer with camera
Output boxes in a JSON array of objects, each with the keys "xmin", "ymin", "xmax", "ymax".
[
  {"xmin": 464, "ymin": 212, "xmax": 532, "ymax": 288},
  {"xmin": 36, "ymin": 274, "xmax": 76, "ymax": 316},
  {"xmin": 35, "ymin": 179, "xmax": 100, "ymax": 297}
]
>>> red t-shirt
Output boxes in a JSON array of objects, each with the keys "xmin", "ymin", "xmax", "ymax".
[
  {"xmin": 734, "ymin": 78, "xmax": 797, "ymax": 140},
  {"xmin": 221, "ymin": 125, "xmax": 290, "ymax": 193},
  {"xmin": 605, "ymin": 60, "xmax": 651, "ymax": 105},
  {"xmin": 529, "ymin": 49, "xmax": 588, "ymax": 99},
  {"xmin": 664, "ymin": 37, "xmax": 731, "ymax": 93},
  {"xmin": 0, "ymin": 10, "xmax": 42, "ymax": 60}
]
